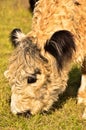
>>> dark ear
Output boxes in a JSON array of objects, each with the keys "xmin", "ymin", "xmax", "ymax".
[
  {"xmin": 10, "ymin": 28, "xmax": 24, "ymax": 47},
  {"xmin": 44, "ymin": 30, "xmax": 76, "ymax": 70}
]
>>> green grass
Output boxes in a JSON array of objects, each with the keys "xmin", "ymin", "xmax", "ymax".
[{"xmin": 0, "ymin": 1, "xmax": 86, "ymax": 130}]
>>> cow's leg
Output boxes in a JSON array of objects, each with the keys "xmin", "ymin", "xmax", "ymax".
[{"xmin": 77, "ymin": 56, "xmax": 86, "ymax": 119}]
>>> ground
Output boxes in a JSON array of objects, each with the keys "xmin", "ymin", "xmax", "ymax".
[{"xmin": 0, "ymin": 0, "xmax": 86, "ymax": 130}]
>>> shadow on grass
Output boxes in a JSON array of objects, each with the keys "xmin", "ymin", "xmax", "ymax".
[{"xmin": 52, "ymin": 66, "xmax": 81, "ymax": 111}]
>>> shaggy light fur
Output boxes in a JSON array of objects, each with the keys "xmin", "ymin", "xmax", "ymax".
[{"xmin": 5, "ymin": 0, "xmax": 86, "ymax": 118}]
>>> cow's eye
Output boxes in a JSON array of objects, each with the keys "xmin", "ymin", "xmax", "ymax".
[{"xmin": 27, "ymin": 75, "xmax": 37, "ymax": 84}]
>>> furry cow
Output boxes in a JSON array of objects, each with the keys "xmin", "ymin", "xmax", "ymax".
[{"xmin": 5, "ymin": 0, "xmax": 86, "ymax": 119}]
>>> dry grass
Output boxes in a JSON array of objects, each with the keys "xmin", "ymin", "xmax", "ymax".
[{"xmin": 0, "ymin": 1, "xmax": 86, "ymax": 130}]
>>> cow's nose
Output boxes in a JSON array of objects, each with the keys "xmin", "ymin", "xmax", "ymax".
[{"xmin": 17, "ymin": 110, "xmax": 31, "ymax": 118}]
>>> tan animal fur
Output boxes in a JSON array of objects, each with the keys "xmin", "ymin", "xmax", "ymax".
[{"xmin": 5, "ymin": 0, "xmax": 86, "ymax": 118}]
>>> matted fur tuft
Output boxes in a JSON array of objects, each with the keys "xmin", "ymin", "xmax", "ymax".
[
  {"xmin": 10, "ymin": 28, "xmax": 25, "ymax": 47},
  {"xmin": 44, "ymin": 30, "xmax": 76, "ymax": 70}
]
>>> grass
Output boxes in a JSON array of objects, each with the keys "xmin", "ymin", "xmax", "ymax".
[{"xmin": 0, "ymin": 1, "xmax": 86, "ymax": 130}]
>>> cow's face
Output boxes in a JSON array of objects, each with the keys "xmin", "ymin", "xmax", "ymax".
[
  {"xmin": 5, "ymin": 36, "xmax": 52, "ymax": 115},
  {"xmin": 4, "ymin": 29, "xmax": 75, "ymax": 116}
]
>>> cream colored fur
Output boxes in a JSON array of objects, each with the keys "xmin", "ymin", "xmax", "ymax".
[
  {"xmin": 28, "ymin": 0, "xmax": 86, "ymax": 63},
  {"xmin": 5, "ymin": 0, "xmax": 86, "ymax": 118}
]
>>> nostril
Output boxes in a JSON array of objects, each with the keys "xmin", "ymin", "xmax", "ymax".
[
  {"xmin": 17, "ymin": 110, "xmax": 31, "ymax": 118},
  {"xmin": 25, "ymin": 110, "xmax": 32, "ymax": 118}
]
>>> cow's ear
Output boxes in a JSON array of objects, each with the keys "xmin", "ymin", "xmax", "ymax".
[
  {"xmin": 44, "ymin": 30, "xmax": 76, "ymax": 70},
  {"xmin": 10, "ymin": 28, "xmax": 25, "ymax": 47}
]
